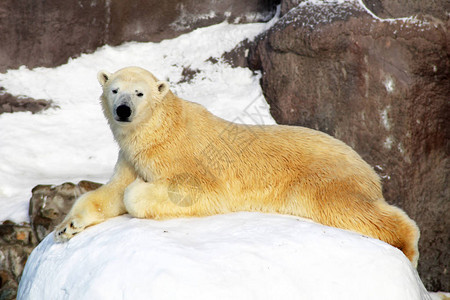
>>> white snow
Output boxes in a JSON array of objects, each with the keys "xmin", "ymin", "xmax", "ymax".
[
  {"xmin": 0, "ymin": 20, "xmax": 277, "ymax": 223},
  {"xmin": 383, "ymin": 76, "xmax": 395, "ymax": 93},
  {"xmin": 380, "ymin": 106, "xmax": 391, "ymax": 130},
  {"xmin": 383, "ymin": 136, "xmax": 394, "ymax": 150},
  {"xmin": 18, "ymin": 212, "xmax": 431, "ymax": 300}
]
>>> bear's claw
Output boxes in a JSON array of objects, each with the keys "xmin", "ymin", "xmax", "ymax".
[{"xmin": 54, "ymin": 218, "xmax": 85, "ymax": 243}]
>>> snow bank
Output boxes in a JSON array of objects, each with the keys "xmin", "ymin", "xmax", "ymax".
[{"xmin": 18, "ymin": 213, "xmax": 430, "ymax": 300}]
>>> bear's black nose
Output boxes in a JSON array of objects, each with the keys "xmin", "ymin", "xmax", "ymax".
[{"xmin": 116, "ymin": 104, "xmax": 132, "ymax": 121}]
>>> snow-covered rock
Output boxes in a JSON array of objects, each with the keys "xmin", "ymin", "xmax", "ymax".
[{"xmin": 18, "ymin": 213, "xmax": 430, "ymax": 300}]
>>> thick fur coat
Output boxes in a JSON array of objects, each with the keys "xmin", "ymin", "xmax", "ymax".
[{"xmin": 55, "ymin": 67, "xmax": 419, "ymax": 266}]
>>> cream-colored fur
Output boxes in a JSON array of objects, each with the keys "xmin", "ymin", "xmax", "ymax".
[{"xmin": 55, "ymin": 66, "xmax": 420, "ymax": 266}]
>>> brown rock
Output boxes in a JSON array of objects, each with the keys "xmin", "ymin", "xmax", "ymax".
[
  {"xmin": 0, "ymin": 222, "xmax": 35, "ymax": 300},
  {"xmin": 280, "ymin": 0, "xmax": 305, "ymax": 16},
  {"xmin": 0, "ymin": 270, "xmax": 18, "ymax": 300},
  {"xmin": 0, "ymin": 180, "xmax": 103, "ymax": 298},
  {"xmin": 0, "ymin": 0, "xmax": 108, "ymax": 73},
  {"xmin": 249, "ymin": 0, "xmax": 449, "ymax": 292},
  {"xmin": 178, "ymin": 65, "xmax": 201, "ymax": 84},
  {"xmin": 222, "ymin": 38, "xmax": 255, "ymax": 68},
  {"xmin": 29, "ymin": 181, "xmax": 102, "ymax": 242},
  {"xmin": 0, "ymin": 222, "xmax": 35, "ymax": 246},
  {"xmin": 362, "ymin": 0, "xmax": 449, "ymax": 21},
  {"xmin": 0, "ymin": 0, "xmax": 279, "ymax": 73},
  {"xmin": 281, "ymin": 0, "xmax": 449, "ymax": 21},
  {"xmin": 0, "ymin": 88, "xmax": 53, "ymax": 114}
]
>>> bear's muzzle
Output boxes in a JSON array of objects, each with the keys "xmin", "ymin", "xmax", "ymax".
[{"xmin": 114, "ymin": 94, "xmax": 133, "ymax": 122}]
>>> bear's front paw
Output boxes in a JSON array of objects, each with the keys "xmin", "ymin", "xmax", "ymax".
[{"xmin": 54, "ymin": 217, "xmax": 86, "ymax": 243}]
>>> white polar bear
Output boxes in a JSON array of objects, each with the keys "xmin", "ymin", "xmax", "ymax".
[{"xmin": 55, "ymin": 66, "xmax": 419, "ymax": 266}]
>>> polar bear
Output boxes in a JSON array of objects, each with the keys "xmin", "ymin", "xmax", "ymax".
[{"xmin": 55, "ymin": 66, "xmax": 420, "ymax": 266}]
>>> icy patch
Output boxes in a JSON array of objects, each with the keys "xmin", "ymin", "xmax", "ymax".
[{"xmin": 18, "ymin": 213, "xmax": 431, "ymax": 300}]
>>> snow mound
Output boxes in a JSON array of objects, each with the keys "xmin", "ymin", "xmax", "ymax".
[{"xmin": 18, "ymin": 213, "xmax": 430, "ymax": 300}]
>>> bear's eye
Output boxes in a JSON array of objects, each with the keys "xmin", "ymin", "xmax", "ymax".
[
  {"xmin": 137, "ymin": 92, "xmax": 144, "ymax": 97},
  {"xmin": 112, "ymin": 89, "xmax": 118, "ymax": 94}
]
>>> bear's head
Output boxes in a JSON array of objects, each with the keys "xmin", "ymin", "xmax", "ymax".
[{"xmin": 97, "ymin": 66, "xmax": 170, "ymax": 127}]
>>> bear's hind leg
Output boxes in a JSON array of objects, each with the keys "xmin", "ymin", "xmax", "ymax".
[
  {"xmin": 335, "ymin": 201, "xmax": 420, "ymax": 267},
  {"xmin": 306, "ymin": 194, "xmax": 420, "ymax": 267},
  {"xmin": 382, "ymin": 205, "xmax": 420, "ymax": 267},
  {"xmin": 357, "ymin": 202, "xmax": 420, "ymax": 267}
]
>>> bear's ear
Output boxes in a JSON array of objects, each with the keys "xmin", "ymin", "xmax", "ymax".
[
  {"xmin": 97, "ymin": 70, "xmax": 112, "ymax": 87},
  {"xmin": 156, "ymin": 81, "xmax": 170, "ymax": 99}
]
